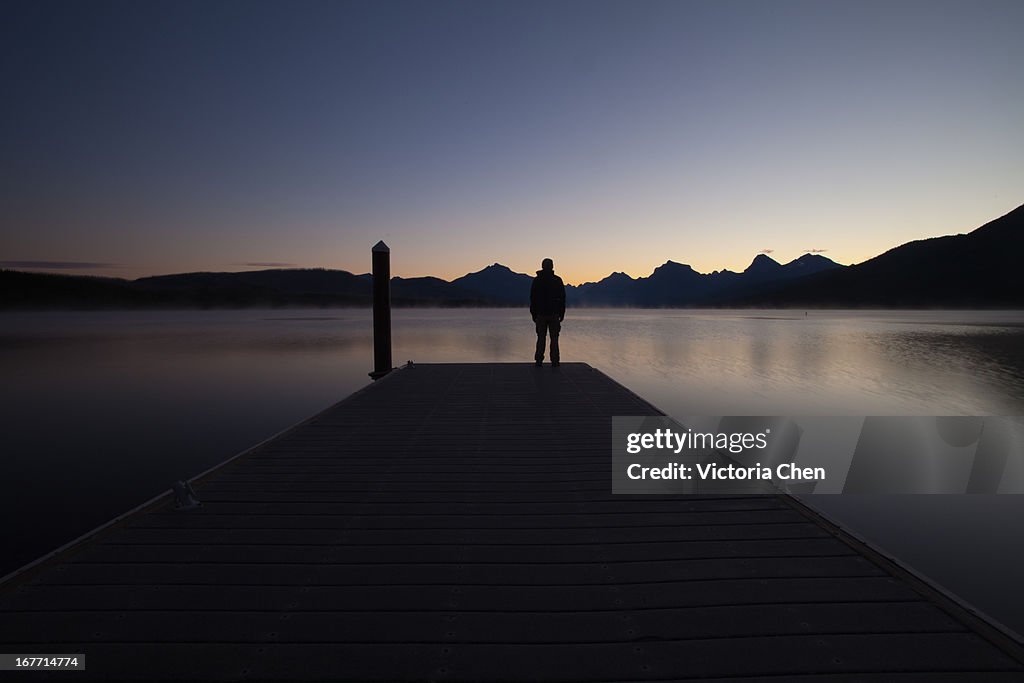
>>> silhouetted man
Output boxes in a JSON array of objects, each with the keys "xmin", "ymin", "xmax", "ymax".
[{"xmin": 530, "ymin": 258, "xmax": 566, "ymax": 367}]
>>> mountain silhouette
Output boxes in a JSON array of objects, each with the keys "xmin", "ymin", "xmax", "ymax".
[
  {"xmin": 135, "ymin": 268, "xmax": 372, "ymax": 304},
  {"xmin": 391, "ymin": 276, "xmax": 484, "ymax": 305},
  {"xmin": 742, "ymin": 253, "xmax": 840, "ymax": 281},
  {"xmin": 641, "ymin": 261, "xmax": 710, "ymax": 305},
  {"xmin": 451, "ymin": 264, "xmax": 532, "ymax": 304},
  {"xmin": 782, "ymin": 253, "xmax": 839, "ymax": 277},
  {"xmin": 569, "ymin": 254, "xmax": 842, "ymax": 306},
  {"xmin": 571, "ymin": 272, "xmax": 637, "ymax": 306},
  {"xmin": 3, "ymin": 203, "xmax": 1020, "ymax": 309},
  {"xmin": 727, "ymin": 202, "xmax": 1024, "ymax": 307},
  {"xmin": 700, "ymin": 253, "xmax": 843, "ymax": 304},
  {"xmin": 744, "ymin": 253, "xmax": 784, "ymax": 280}
]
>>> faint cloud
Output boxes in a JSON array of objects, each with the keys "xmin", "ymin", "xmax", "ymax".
[
  {"xmin": 0, "ymin": 260, "xmax": 118, "ymax": 269},
  {"xmin": 236, "ymin": 262, "xmax": 298, "ymax": 267},
  {"xmin": 805, "ymin": 249, "xmax": 828, "ymax": 253},
  {"xmin": 758, "ymin": 249, "xmax": 774, "ymax": 254}
]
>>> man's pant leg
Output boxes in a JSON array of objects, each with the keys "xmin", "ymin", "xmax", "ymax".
[
  {"xmin": 549, "ymin": 316, "xmax": 561, "ymax": 363},
  {"xmin": 535, "ymin": 317, "xmax": 548, "ymax": 362}
]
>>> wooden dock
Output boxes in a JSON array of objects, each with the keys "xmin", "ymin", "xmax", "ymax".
[{"xmin": 1, "ymin": 362, "xmax": 1022, "ymax": 680}]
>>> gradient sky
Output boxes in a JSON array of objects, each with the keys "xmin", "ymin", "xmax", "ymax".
[{"xmin": 2, "ymin": 0, "xmax": 1022, "ymax": 284}]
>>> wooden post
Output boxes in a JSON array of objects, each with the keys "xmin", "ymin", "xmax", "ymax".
[{"xmin": 370, "ymin": 240, "xmax": 392, "ymax": 379}]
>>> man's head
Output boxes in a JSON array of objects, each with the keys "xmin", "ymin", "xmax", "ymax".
[{"xmin": 541, "ymin": 258, "xmax": 554, "ymax": 271}]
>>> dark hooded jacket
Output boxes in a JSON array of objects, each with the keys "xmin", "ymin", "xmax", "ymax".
[{"xmin": 530, "ymin": 269, "xmax": 566, "ymax": 318}]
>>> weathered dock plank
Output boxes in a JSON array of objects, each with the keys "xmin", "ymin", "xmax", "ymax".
[{"xmin": 0, "ymin": 362, "xmax": 1021, "ymax": 681}]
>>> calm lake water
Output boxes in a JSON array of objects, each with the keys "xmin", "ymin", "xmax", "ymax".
[{"xmin": 2, "ymin": 308, "xmax": 1023, "ymax": 633}]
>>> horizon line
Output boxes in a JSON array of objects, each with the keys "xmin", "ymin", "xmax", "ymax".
[{"xmin": 3, "ymin": 250, "xmax": 846, "ymax": 287}]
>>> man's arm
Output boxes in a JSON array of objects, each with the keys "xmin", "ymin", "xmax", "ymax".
[
  {"xmin": 557, "ymin": 277, "xmax": 566, "ymax": 321},
  {"xmin": 529, "ymin": 278, "xmax": 538, "ymax": 320}
]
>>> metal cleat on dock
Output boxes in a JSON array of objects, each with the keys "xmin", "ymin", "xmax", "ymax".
[{"xmin": 172, "ymin": 480, "xmax": 201, "ymax": 509}]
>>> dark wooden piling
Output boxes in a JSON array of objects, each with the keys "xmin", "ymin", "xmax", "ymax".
[
  {"xmin": 370, "ymin": 240, "xmax": 392, "ymax": 380},
  {"xmin": 0, "ymin": 363, "xmax": 1021, "ymax": 681}
]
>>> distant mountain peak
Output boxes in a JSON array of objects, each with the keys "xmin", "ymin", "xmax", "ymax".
[
  {"xmin": 794, "ymin": 253, "xmax": 831, "ymax": 263},
  {"xmin": 782, "ymin": 253, "xmax": 841, "ymax": 272},
  {"xmin": 451, "ymin": 262, "xmax": 532, "ymax": 304},
  {"xmin": 460, "ymin": 263, "xmax": 514, "ymax": 278},
  {"xmin": 744, "ymin": 253, "xmax": 782, "ymax": 274},
  {"xmin": 654, "ymin": 260, "xmax": 697, "ymax": 273}
]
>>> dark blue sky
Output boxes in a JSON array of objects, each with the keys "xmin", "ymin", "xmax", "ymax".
[{"xmin": 2, "ymin": 0, "xmax": 1022, "ymax": 282}]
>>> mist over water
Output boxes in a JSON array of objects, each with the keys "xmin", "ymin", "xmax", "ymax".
[{"xmin": 2, "ymin": 308, "xmax": 1023, "ymax": 633}]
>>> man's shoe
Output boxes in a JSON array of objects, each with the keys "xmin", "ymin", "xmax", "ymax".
[
  {"xmin": 552, "ymin": 361, "xmax": 560, "ymax": 367},
  {"xmin": 535, "ymin": 360, "xmax": 543, "ymax": 367}
]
